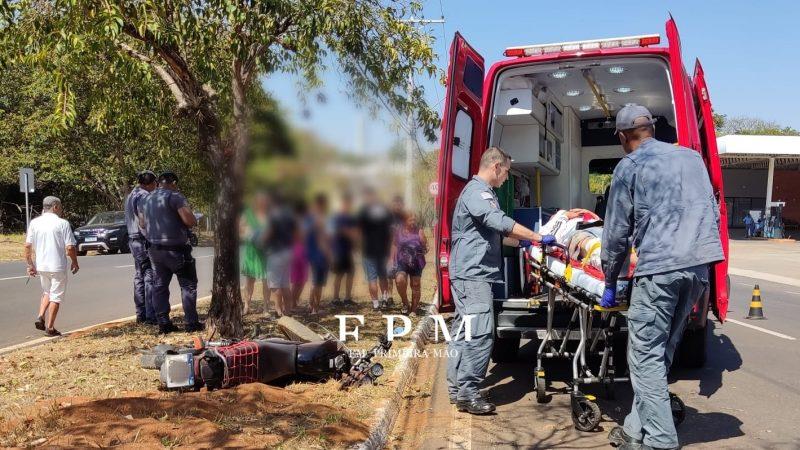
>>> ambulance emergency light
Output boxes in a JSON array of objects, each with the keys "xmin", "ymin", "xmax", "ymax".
[{"xmin": 504, "ymin": 34, "xmax": 660, "ymax": 57}]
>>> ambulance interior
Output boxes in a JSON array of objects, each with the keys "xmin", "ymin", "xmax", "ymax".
[{"xmin": 482, "ymin": 57, "xmax": 678, "ymax": 295}]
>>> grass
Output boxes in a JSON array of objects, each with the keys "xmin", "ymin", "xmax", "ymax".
[
  {"xmin": 0, "ymin": 233, "xmax": 25, "ymax": 262},
  {"xmin": 0, "ymin": 244, "xmax": 438, "ymax": 448}
]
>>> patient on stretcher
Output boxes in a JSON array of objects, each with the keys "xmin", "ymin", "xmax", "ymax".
[{"xmin": 527, "ymin": 209, "xmax": 635, "ymax": 301}]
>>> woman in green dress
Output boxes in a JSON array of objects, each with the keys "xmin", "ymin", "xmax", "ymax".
[{"xmin": 240, "ymin": 193, "xmax": 269, "ymax": 315}]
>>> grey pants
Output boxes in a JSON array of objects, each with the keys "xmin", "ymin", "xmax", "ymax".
[
  {"xmin": 446, "ymin": 279, "xmax": 494, "ymax": 401},
  {"xmin": 149, "ymin": 247, "xmax": 199, "ymax": 327},
  {"xmin": 130, "ymin": 238, "xmax": 155, "ymax": 322},
  {"xmin": 624, "ymin": 265, "xmax": 709, "ymax": 448}
]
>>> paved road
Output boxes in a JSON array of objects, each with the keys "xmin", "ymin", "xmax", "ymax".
[
  {"xmin": 410, "ymin": 274, "xmax": 800, "ymax": 449},
  {"xmin": 0, "ymin": 248, "xmax": 214, "ymax": 348}
]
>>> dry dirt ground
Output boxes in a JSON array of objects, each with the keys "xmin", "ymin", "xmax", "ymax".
[
  {"xmin": 0, "ymin": 234, "xmax": 25, "ymax": 262},
  {"xmin": 0, "ymin": 249, "xmax": 437, "ymax": 449}
]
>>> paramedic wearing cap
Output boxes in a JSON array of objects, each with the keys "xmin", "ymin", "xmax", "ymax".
[
  {"xmin": 447, "ymin": 147, "xmax": 556, "ymax": 415},
  {"xmin": 601, "ymin": 105, "xmax": 723, "ymax": 450},
  {"xmin": 125, "ymin": 170, "xmax": 158, "ymax": 325},
  {"xmin": 25, "ymin": 196, "xmax": 79, "ymax": 336},
  {"xmin": 140, "ymin": 172, "xmax": 204, "ymax": 334}
]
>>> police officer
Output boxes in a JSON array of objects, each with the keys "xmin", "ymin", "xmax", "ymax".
[
  {"xmin": 124, "ymin": 170, "xmax": 157, "ymax": 325},
  {"xmin": 601, "ymin": 105, "xmax": 723, "ymax": 450},
  {"xmin": 446, "ymin": 147, "xmax": 556, "ymax": 415},
  {"xmin": 140, "ymin": 171, "xmax": 204, "ymax": 334}
]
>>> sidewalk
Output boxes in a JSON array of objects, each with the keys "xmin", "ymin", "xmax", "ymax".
[{"xmin": 728, "ymin": 239, "xmax": 800, "ymax": 286}]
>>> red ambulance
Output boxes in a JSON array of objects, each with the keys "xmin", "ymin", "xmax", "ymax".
[{"xmin": 435, "ymin": 17, "xmax": 729, "ymax": 368}]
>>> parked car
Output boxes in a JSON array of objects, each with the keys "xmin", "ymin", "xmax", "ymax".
[{"xmin": 74, "ymin": 211, "xmax": 130, "ymax": 255}]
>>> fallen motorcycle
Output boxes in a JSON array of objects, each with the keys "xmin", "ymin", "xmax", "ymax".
[{"xmin": 140, "ymin": 334, "xmax": 392, "ymax": 391}]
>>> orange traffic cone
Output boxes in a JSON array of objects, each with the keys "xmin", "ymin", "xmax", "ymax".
[{"xmin": 745, "ymin": 285, "xmax": 765, "ymax": 320}]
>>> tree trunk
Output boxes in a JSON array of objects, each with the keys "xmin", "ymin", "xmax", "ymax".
[
  {"xmin": 202, "ymin": 65, "xmax": 251, "ymax": 338},
  {"xmin": 201, "ymin": 111, "xmax": 245, "ymax": 338}
]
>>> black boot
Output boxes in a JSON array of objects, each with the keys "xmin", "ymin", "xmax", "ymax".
[
  {"xmin": 609, "ymin": 426, "xmax": 643, "ymax": 448},
  {"xmin": 159, "ymin": 323, "xmax": 180, "ymax": 334},
  {"xmin": 456, "ymin": 397, "xmax": 496, "ymax": 415}
]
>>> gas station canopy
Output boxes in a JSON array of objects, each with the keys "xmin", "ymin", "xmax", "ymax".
[
  {"xmin": 717, "ymin": 134, "xmax": 800, "ymax": 221},
  {"xmin": 718, "ymin": 135, "xmax": 800, "ymax": 170}
]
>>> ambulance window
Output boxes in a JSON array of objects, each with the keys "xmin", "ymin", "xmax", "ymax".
[
  {"xmin": 588, "ymin": 158, "xmax": 621, "ymax": 194},
  {"xmin": 463, "ymin": 57, "xmax": 483, "ymax": 100},
  {"xmin": 452, "ymin": 108, "xmax": 473, "ymax": 179}
]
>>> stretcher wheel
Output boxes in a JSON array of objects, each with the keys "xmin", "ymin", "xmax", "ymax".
[
  {"xmin": 670, "ymin": 393, "xmax": 686, "ymax": 426},
  {"xmin": 535, "ymin": 373, "xmax": 548, "ymax": 404},
  {"xmin": 571, "ymin": 396, "xmax": 601, "ymax": 432}
]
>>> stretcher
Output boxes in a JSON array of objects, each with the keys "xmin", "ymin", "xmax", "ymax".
[
  {"xmin": 524, "ymin": 241, "xmax": 687, "ymax": 432},
  {"xmin": 525, "ymin": 240, "xmax": 629, "ymax": 431}
]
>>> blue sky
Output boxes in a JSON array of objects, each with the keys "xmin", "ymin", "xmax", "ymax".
[{"xmin": 262, "ymin": 0, "xmax": 800, "ymax": 154}]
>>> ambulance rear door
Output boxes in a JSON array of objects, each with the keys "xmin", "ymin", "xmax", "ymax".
[
  {"xmin": 435, "ymin": 32, "xmax": 485, "ymax": 312},
  {"xmin": 693, "ymin": 58, "xmax": 730, "ymax": 322}
]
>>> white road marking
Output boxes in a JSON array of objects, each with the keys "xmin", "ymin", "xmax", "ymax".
[
  {"xmin": 729, "ymin": 267, "xmax": 800, "ymax": 288},
  {"xmin": 114, "ymin": 264, "xmax": 134, "ymax": 268},
  {"xmin": 727, "ymin": 318, "xmax": 797, "ymax": 341},
  {"xmin": 736, "ymin": 282, "xmax": 753, "ymax": 287},
  {"xmin": 0, "ymin": 276, "xmax": 27, "ymax": 282}
]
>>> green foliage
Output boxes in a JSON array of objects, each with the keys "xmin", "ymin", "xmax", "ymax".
[
  {"xmin": 0, "ymin": 45, "xmax": 212, "ymax": 217},
  {"xmin": 588, "ymin": 173, "xmax": 613, "ymax": 195},
  {"xmin": 716, "ymin": 115, "xmax": 800, "ymax": 137}
]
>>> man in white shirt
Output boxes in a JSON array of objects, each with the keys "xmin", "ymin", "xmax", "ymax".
[{"xmin": 24, "ymin": 196, "xmax": 80, "ymax": 336}]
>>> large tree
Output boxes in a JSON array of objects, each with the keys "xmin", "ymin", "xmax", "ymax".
[
  {"xmin": 714, "ymin": 113, "xmax": 800, "ymax": 137},
  {"xmin": 2, "ymin": 1, "xmax": 440, "ymax": 336},
  {"xmin": 0, "ymin": 48, "xmax": 214, "ymax": 216}
]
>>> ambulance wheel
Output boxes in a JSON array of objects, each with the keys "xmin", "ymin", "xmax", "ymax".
[
  {"xmin": 535, "ymin": 372, "xmax": 549, "ymax": 404},
  {"xmin": 670, "ymin": 393, "xmax": 686, "ymax": 426},
  {"xmin": 678, "ymin": 325, "xmax": 707, "ymax": 369},
  {"xmin": 571, "ymin": 397, "xmax": 601, "ymax": 432},
  {"xmin": 491, "ymin": 333, "xmax": 520, "ymax": 363}
]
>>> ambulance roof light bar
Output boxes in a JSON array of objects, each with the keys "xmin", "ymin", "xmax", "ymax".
[{"xmin": 504, "ymin": 34, "xmax": 660, "ymax": 57}]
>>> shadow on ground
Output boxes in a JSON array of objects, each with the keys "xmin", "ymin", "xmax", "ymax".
[{"xmin": 478, "ymin": 321, "xmax": 745, "ymax": 447}]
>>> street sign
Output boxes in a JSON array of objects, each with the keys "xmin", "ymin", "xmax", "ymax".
[
  {"xmin": 19, "ymin": 168, "xmax": 34, "ymax": 193},
  {"xmin": 428, "ymin": 181, "xmax": 439, "ymax": 197},
  {"xmin": 19, "ymin": 168, "xmax": 34, "ymax": 232}
]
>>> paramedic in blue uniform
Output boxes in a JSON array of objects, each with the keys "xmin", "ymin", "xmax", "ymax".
[
  {"xmin": 124, "ymin": 170, "xmax": 157, "ymax": 325},
  {"xmin": 446, "ymin": 146, "xmax": 556, "ymax": 415},
  {"xmin": 601, "ymin": 105, "xmax": 724, "ymax": 450},
  {"xmin": 140, "ymin": 171, "xmax": 204, "ymax": 334}
]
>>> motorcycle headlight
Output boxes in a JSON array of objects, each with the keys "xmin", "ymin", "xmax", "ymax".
[
  {"xmin": 159, "ymin": 353, "xmax": 195, "ymax": 390},
  {"xmin": 369, "ymin": 363, "xmax": 384, "ymax": 378}
]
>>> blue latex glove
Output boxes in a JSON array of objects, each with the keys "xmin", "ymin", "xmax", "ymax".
[
  {"xmin": 540, "ymin": 235, "xmax": 557, "ymax": 246},
  {"xmin": 600, "ymin": 284, "xmax": 618, "ymax": 308},
  {"xmin": 518, "ymin": 240, "xmax": 532, "ymax": 248}
]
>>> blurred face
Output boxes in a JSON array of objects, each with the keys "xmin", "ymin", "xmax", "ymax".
[
  {"xmin": 341, "ymin": 196, "xmax": 353, "ymax": 212},
  {"xmin": 406, "ymin": 214, "xmax": 418, "ymax": 229},
  {"xmin": 254, "ymin": 193, "xmax": 269, "ymax": 212}
]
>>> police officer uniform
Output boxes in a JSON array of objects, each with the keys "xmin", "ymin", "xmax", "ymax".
[
  {"xmin": 141, "ymin": 173, "xmax": 203, "ymax": 333},
  {"xmin": 602, "ymin": 105, "xmax": 724, "ymax": 449},
  {"xmin": 446, "ymin": 175, "xmax": 516, "ymax": 414},
  {"xmin": 124, "ymin": 171, "xmax": 156, "ymax": 324}
]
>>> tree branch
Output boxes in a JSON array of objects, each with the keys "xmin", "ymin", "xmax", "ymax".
[{"xmin": 117, "ymin": 42, "xmax": 189, "ymax": 111}]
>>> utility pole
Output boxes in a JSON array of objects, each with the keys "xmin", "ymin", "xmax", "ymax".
[{"xmin": 401, "ymin": 16, "xmax": 444, "ymax": 213}]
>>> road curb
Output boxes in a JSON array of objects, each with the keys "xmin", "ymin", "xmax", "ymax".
[
  {"xmin": 0, "ymin": 295, "xmax": 212, "ymax": 356},
  {"xmin": 354, "ymin": 291, "xmax": 438, "ymax": 450}
]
